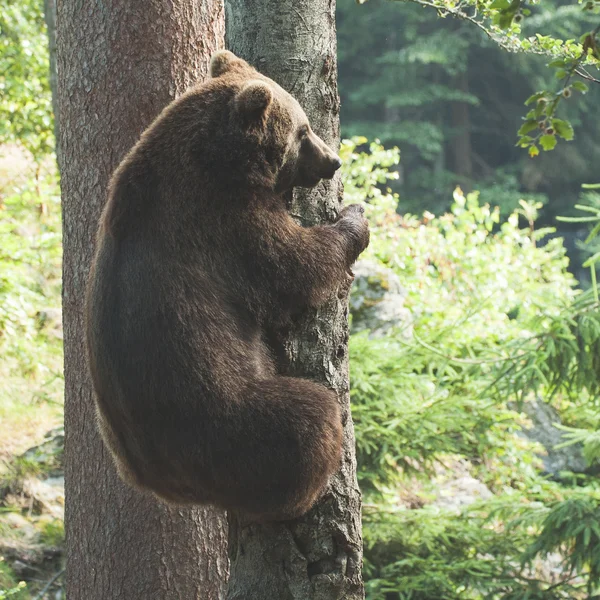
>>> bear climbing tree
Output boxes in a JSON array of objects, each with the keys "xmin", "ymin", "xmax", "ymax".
[{"xmin": 85, "ymin": 50, "xmax": 369, "ymax": 520}]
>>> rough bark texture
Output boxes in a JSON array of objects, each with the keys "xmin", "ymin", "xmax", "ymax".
[
  {"xmin": 57, "ymin": 2, "xmax": 228, "ymax": 599},
  {"xmin": 225, "ymin": 2, "xmax": 365, "ymax": 599}
]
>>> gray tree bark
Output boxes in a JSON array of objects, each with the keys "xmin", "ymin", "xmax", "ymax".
[
  {"xmin": 56, "ymin": 2, "xmax": 228, "ymax": 598},
  {"xmin": 225, "ymin": 2, "xmax": 365, "ymax": 599}
]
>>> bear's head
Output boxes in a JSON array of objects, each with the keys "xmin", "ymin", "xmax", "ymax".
[{"xmin": 209, "ymin": 50, "xmax": 342, "ymax": 192}]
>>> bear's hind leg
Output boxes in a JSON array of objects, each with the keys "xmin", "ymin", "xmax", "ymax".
[{"xmin": 211, "ymin": 376, "xmax": 343, "ymax": 520}]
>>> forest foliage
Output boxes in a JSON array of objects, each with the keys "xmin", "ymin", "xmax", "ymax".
[
  {"xmin": 0, "ymin": 0, "xmax": 53, "ymax": 161},
  {"xmin": 343, "ymin": 138, "xmax": 600, "ymax": 598},
  {"xmin": 338, "ymin": 0, "xmax": 600, "ymax": 225}
]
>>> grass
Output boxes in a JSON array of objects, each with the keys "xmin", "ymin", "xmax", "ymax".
[{"xmin": 36, "ymin": 517, "xmax": 64, "ymax": 548}]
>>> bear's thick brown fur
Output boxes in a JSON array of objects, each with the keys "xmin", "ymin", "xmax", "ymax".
[{"xmin": 85, "ymin": 50, "xmax": 370, "ymax": 520}]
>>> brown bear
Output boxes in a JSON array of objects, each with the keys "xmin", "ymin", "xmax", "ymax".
[{"xmin": 85, "ymin": 50, "xmax": 370, "ymax": 521}]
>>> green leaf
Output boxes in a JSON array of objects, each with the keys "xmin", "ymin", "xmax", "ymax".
[
  {"xmin": 528, "ymin": 145, "xmax": 540, "ymax": 157},
  {"xmin": 551, "ymin": 119, "xmax": 574, "ymax": 141},
  {"xmin": 554, "ymin": 69, "xmax": 567, "ymax": 79},
  {"xmin": 574, "ymin": 204, "xmax": 600, "ymax": 213},
  {"xmin": 518, "ymin": 120, "xmax": 539, "ymax": 136},
  {"xmin": 582, "ymin": 219, "xmax": 600, "ymax": 242},
  {"xmin": 497, "ymin": 12, "xmax": 515, "ymax": 29},
  {"xmin": 524, "ymin": 92, "xmax": 545, "ymax": 106},
  {"xmin": 583, "ymin": 252, "xmax": 600, "ymax": 268},
  {"xmin": 534, "ymin": 102, "xmax": 547, "ymax": 118},
  {"xmin": 540, "ymin": 135, "xmax": 557, "ymax": 151},
  {"xmin": 547, "ymin": 59, "xmax": 566, "ymax": 68},
  {"xmin": 572, "ymin": 81, "xmax": 589, "ymax": 93},
  {"xmin": 557, "ymin": 216, "xmax": 600, "ymax": 223}
]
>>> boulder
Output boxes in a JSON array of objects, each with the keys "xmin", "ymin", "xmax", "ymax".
[
  {"xmin": 350, "ymin": 260, "xmax": 412, "ymax": 337},
  {"xmin": 519, "ymin": 398, "xmax": 588, "ymax": 476}
]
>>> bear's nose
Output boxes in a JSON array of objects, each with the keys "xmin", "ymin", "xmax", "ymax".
[{"xmin": 331, "ymin": 156, "xmax": 342, "ymax": 171}]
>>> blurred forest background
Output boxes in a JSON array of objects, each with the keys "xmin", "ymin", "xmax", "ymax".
[
  {"xmin": 1, "ymin": 0, "xmax": 600, "ymax": 598},
  {"xmin": 338, "ymin": 0, "xmax": 600, "ymax": 281}
]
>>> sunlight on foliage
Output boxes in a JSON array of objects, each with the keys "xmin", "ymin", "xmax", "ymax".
[
  {"xmin": 0, "ymin": 153, "xmax": 63, "ymax": 456},
  {"xmin": 342, "ymin": 138, "xmax": 600, "ymax": 599},
  {"xmin": 558, "ymin": 183, "xmax": 600, "ymax": 301},
  {"xmin": 370, "ymin": 0, "xmax": 600, "ymax": 152},
  {"xmin": 0, "ymin": 0, "xmax": 54, "ymax": 161}
]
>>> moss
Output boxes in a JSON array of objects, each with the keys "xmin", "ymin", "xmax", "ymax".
[{"xmin": 36, "ymin": 517, "xmax": 64, "ymax": 548}]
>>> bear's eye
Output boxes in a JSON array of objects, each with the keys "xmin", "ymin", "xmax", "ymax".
[{"xmin": 298, "ymin": 125, "xmax": 309, "ymax": 140}]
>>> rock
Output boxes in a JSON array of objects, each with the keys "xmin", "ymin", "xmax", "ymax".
[
  {"xmin": 395, "ymin": 459, "xmax": 493, "ymax": 512},
  {"xmin": 519, "ymin": 398, "xmax": 588, "ymax": 476},
  {"xmin": 3, "ymin": 512, "xmax": 39, "ymax": 543},
  {"xmin": 434, "ymin": 473, "xmax": 494, "ymax": 511},
  {"xmin": 350, "ymin": 260, "xmax": 412, "ymax": 337},
  {"xmin": 11, "ymin": 559, "xmax": 38, "ymax": 578},
  {"xmin": 431, "ymin": 459, "xmax": 493, "ymax": 511},
  {"xmin": 22, "ymin": 477, "xmax": 64, "ymax": 519},
  {"xmin": 13, "ymin": 430, "xmax": 65, "ymax": 518},
  {"xmin": 20, "ymin": 428, "xmax": 64, "ymax": 477}
]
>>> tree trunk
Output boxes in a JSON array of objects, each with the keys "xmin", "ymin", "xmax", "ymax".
[
  {"xmin": 225, "ymin": 2, "xmax": 365, "ymax": 599},
  {"xmin": 450, "ymin": 70, "xmax": 473, "ymax": 188},
  {"xmin": 56, "ymin": 2, "xmax": 228, "ymax": 599}
]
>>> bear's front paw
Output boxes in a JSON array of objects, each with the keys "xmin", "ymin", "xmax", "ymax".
[
  {"xmin": 338, "ymin": 204, "xmax": 365, "ymax": 219},
  {"xmin": 337, "ymin": 204, "xmax": 370, "ymax": 262}
]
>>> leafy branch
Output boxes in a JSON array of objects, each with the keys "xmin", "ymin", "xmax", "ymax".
[{"xmin": 380, "ymin": 0, "xmax": 600, "ymax": 152}]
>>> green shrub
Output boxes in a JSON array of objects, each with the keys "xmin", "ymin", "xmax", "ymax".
[
  {"xmin": 343, "ymin": 138, "xmax": 600, "ymax": 599},
  {"xmin": 0, "ymin": 160, "xmax": 63, "ymax": 450},
  {"xmin": 0, "ymin": 0, "xmax": 54, "ymax": 160}
]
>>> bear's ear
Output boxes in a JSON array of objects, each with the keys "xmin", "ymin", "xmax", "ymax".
[
  {"xmin": 235, "ymin": 80, "xmax": 273, "ymax": 121},
  {"xmin": 209, "ymin": 50, "xmax": 249, "ymax": 78}
]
